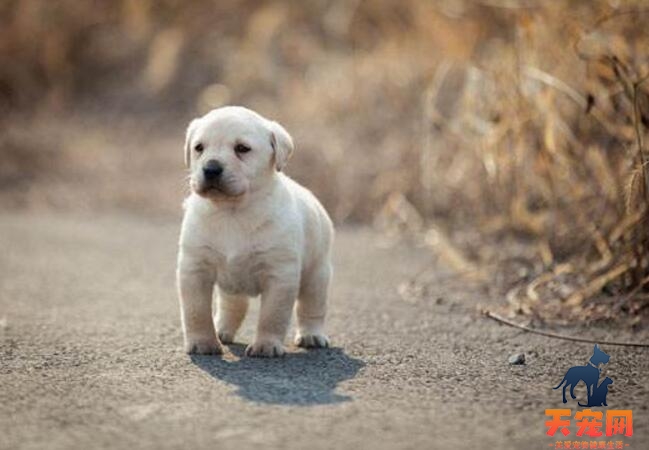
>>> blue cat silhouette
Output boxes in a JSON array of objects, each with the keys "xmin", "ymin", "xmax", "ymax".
[
  {"xmin": 553, "ymin": 344, "xmax": 610, "ymax": 404},
  {"xmin": 579, "ymin": 377, "xmax": 612, "ymax": 407}
]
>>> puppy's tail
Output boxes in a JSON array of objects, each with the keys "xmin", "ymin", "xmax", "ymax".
[{"xmin": 553, "ymin": 377, "xmax": 566, "ymax": 390}]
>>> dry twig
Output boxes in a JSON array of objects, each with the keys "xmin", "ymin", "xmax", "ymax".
[{"xmin": 483, "ymin": 309, "xmax": 649, "ymax": 347}]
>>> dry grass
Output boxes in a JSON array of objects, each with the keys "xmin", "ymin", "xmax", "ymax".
[{"xmin": 1, "ymin": 0, "xmax": 648, "ymax": 320}]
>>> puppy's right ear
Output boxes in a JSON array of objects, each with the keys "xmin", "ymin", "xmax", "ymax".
[{"xmin": 184, "ymin": 119, "xmax": 200, "ymax": 168}]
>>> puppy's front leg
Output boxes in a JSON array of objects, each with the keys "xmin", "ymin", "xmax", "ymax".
[
  {"xmin": 177, "ymin": 258, "xmax": 222, "ymax": 355},
  {"xmin": 246, "ymin": 282, "xmax": 298, "ymax": 357}
]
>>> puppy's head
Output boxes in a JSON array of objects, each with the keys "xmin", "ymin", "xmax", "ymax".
[{"xmin": 184, "ymin": 106, "xmax": 293, "ymax": 201}]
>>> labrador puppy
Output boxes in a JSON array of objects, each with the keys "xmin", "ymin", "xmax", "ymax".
[{"xmin": 177, "ymin": 106, "xmax": 334, "ymax": 357}]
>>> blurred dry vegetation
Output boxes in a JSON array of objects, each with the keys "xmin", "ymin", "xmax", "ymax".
[{"xmin": 1, "ymin": 0, "xmax": 649, "ymax": 323}]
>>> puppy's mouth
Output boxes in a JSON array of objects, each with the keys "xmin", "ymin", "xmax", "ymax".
[{"xmin": 194, "ymin": 181, "xmax": 245, "ymax": 199}]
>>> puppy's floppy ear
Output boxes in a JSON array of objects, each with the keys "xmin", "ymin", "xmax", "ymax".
[
  {"xmin": 184, "ymin": 118, "xmax": 200, "ymax": 168},
  {"xmin": 268, "ymin": 120, "xmax": 294, "ymax": 171}
]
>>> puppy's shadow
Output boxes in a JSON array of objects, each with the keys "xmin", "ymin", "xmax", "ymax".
[{"xmin": 191, "ymin": 345, "xmax": 364, "ymax": 406}]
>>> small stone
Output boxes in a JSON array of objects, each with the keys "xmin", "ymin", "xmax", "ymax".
[{"xmin": 508, "ymin": 353, "xmax": 526, "ymax": 365}]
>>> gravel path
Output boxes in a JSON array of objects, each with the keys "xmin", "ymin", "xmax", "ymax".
[{"xmin": 1, "ymin": 212, "xmax": 647, "ymax": 450}]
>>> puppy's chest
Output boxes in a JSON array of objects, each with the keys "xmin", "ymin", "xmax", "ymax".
[{"xmin": 209, "ymin": 241, "xmax": 266, "ymax": 296}]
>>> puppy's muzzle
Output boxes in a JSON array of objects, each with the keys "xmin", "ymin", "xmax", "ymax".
[{"xmin": 203, "ymin": 160, "xmax": 224, "ymax": 182}]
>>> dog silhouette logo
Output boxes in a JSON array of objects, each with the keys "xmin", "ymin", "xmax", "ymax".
[{"xmin": 553, "ymin": 344, "xmax": 612, "ymax": 407}]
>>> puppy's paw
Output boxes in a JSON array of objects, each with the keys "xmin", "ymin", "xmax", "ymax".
[
  {"xmin": 245, "ymin": 338, "xmax": 285, "ymax": 358},
  {"xmin": 217, "ymin": 330, "xmax": 235, "ymax": 344},
  {"xmin": 295, "ymin": 333, "xmax": 330, "ymax": 349},
  {"xmin": 184, "ymin": 337, "xmax": 223, "ymax": 355}
]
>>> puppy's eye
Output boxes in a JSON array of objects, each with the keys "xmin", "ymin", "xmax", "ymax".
[
  {"xmin": 194, "ymin": 143, "xmax": 204, "ymax": 153},
  {"xmin": 234, "ymin": 143, "xmax": 251, "ymax": 154}
]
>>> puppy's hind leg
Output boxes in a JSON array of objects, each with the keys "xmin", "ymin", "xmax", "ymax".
[
  {"xmin": 295, "ymin": 263, "xmax": 332, "ymax": 349},
  {"xmin": 215, "ymin": 288, "xmax": 249, "ymax": 344}
]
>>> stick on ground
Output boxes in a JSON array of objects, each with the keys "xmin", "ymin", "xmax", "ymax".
[{"xmin": 482, "ymin": 309, "xmax": 649, "ymax": 348}]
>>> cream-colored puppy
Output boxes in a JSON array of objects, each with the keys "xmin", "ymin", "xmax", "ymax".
[{"xmin": 177, "ymin": 106, "xmax": 334, "ymax": 357}]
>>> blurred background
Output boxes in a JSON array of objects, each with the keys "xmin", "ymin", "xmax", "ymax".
[{"xmin": 1, "ymin": 0, "xmax": 648, "ymax": 324}]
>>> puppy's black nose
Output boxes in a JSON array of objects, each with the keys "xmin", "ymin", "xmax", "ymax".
[{"xmin": 203, "ymin": 160, "xmax": 223, "ymax": 180}]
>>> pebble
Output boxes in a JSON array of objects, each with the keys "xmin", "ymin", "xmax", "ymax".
[{"xmin": 508, "ymin": 353, "xmax": 526, "ymax": 365}]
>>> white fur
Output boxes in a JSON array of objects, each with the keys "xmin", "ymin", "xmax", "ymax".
[{"xmin": 177, "ymin": 106, "xmax": 334, "ymax": 357}]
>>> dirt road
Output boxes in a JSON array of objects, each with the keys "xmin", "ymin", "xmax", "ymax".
[{"xmin": 1, "ymin": 212, "xmax": 647, "ymax": 449}]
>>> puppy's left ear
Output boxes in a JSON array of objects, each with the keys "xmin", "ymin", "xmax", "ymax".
[
  {"xmin": 268, "ymin": 120, "xmax": 294, "ymax": 171},
  {"xmin": 184, "ymin": 118, "xmax": 200, "ymax": 168}
]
